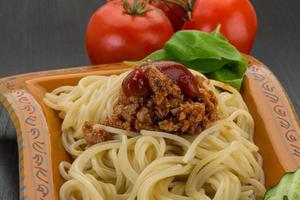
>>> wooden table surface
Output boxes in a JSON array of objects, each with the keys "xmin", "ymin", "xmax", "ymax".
[{"xmin": 0, "ymin": 0, "xmax": 299, "ymax": 199}]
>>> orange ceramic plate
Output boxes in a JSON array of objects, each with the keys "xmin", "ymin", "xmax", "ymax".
[{"xmin": 0, "ymin": 56, "xmax": 299, "ymax": 200}]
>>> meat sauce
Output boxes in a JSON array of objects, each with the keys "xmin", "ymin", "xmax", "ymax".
[
  {"xmin": 83, "ymin": 61, "xmax": 218, "ymax": 144},
  {"xmin": 122, "ymin": 61, "xmax": 200, "ymax": 99}
]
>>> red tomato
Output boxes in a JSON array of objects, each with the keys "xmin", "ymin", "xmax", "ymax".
[
  {"xmin": 86, "ymin": 1, "xmax": 174, "ymax": 65},
  {"xmin": 184, "ymin": 0, "xmax": 257, "ymax": 53},
  {"xmin": 150, "ymin": 0, "xmax": 188, "ymax": 31}
]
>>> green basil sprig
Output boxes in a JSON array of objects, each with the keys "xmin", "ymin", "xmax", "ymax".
[{"xmin": 142, "ymin": 28, "xmax": 248, "ymax": 89}]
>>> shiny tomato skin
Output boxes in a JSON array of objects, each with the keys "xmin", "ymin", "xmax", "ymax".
[
  {"xmin": 86, "ymin": 1, "xmax": 174, "ymax": 64},
  {"xmin": 150, "ymin": 0, "xmax": 188, "ymax": 31},
  {"xmin": 184, "ymin": 0, "xmax": 257, "ymax": 53}
]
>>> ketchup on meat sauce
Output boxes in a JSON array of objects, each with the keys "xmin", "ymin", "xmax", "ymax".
[{"xmin": 122, "ymin": 61, "xmax": 200, "ymax": 100}]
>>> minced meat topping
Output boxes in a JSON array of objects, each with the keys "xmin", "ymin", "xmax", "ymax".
[{"xmin": 83, "ymin": 64, "xmax": 218, "ymax": 144}]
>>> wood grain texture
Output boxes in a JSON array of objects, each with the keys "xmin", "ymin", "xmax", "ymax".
[{"xmin": 0, "ymin": 0, "xmax": 299, "ymax": 199}]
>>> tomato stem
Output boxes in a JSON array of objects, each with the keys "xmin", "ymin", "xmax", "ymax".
[
  {"xmin": 164, "ymin": 1, "xmax": 188, "ymax": 21},
  {"xmin": 154, "ymin": 0, "xmax": 190, "ymax": 21},
  {"xmin": 160, "ymin": 0, "xmax": 189, "ymax": 12},
  {"xmin": 187, "ymin": 0, "xmax": 194, "ymax": 10},
  {"xmin": 123, "ymin": 0, "xmax": 150, "ymax": 15},
  {"xmin": 186, "ymin": 0, "xmax": 194, "ymax": 20}
]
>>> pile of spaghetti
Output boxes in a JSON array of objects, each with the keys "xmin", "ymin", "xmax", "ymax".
[{"xmin": 44, "ymin": 62, "xmax": 266, "ymax": 200}]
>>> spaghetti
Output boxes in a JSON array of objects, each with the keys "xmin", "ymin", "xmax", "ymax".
[{"xmin": 44, "ymin": 70, "xmax": 266, "ymax": 200}]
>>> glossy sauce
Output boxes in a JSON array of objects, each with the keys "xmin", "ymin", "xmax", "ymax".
[
  {"xmin": 122, "ymin": 61, "xmax": 200, "ymax": 99},
  {"xmin": 122, "ymin": 69, "xmax": 151, "ymax": 97}
]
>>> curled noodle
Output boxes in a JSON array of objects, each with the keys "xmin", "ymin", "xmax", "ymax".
[{"xmin": 44, "ymin": 71, "xmax": 266, "ymax": 200}]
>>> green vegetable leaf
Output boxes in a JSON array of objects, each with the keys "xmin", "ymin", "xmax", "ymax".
[
  {"xmin": 144, "ymin": 49, "xmax": 174, "ymax": 61},
  {"xmin": 180, "ymin": 59, "xmax": 227, "ymax": 73},
  {"xmin": 131, "ymin": 28, "xmax": 249, "ymax": 89},
  {"xmin": 207, "ymin": 58, "xmax": 248, "ymax": 89},
  {"xmin": 211, "ymin": 24, "xmax": 228, "ymax": 41},
  {"xmin": 264, "ymin": 167, "xmax": 300, "ymax": 200},
  {"xmin": 164, "ymin": 30, "xmax": 243, "ymax": 62}
]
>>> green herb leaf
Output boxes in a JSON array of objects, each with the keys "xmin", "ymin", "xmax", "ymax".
[
  {"xmin": 135, "ymin": 28, "xmax": 249, "ymax": 89},
  {"xmin": 164, "ymin": 30, "xmax": 243, "ymax": 62},
  {"xmin": 144, "ymin": 49, "xmax": 174, "ymax": 61},
  {"xmin": 180, "ymin": 59, "xmax": 227, "ymax": 73},
  {"xmin": 211, "ymin": 24, "xmax": 227, "ymax": 41},
  {"xmin": 207, "ymin": 58, "xmax": 248, "ymax": 89},
  {"xmin": 264, "ymin": 167, "xmax": 300, "ymax": 200},
  {"xmin": 283, "ymin": 195, "xmax": 289, "ymax": 200}
]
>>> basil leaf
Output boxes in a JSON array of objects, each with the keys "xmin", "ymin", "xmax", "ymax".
[
  {"xmin": 164, "ymin": 30, "xmax": 243, "ymax": 62},
  {"xmin": 146, "ymin": 51, "xmax": 231, "ymax": 74},
  {"xmin": 144, "ymin": 49, "xmax": 174, "ymax": 61},
  {"xmin": 132, "ymin": 29, "xmax": 248, "ymax": 89},
  {"xmin": 180, "ymin": 59, "xmax": 227, "ymax": 73},
  {"xmin": 211, "ymin": 25, "xmax": 228, "ymax": 41},
  {"xmin": 207, "ymin": 58, "xmax": 248, "ymax": 89}
]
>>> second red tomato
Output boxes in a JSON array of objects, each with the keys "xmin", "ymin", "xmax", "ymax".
[{"xmin": 184, "ymin": 0, "xmax": 258, "ymax": 53}]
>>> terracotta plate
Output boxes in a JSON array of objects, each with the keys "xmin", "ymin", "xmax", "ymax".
[{"xmin": 0, "ymin": 56, "xmax": 299, "ymax": 200}]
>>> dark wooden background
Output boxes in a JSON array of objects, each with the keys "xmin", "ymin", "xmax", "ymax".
[{"xmin": 0, "ymin": 0, "xmax": 299, "ymax": 199}]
